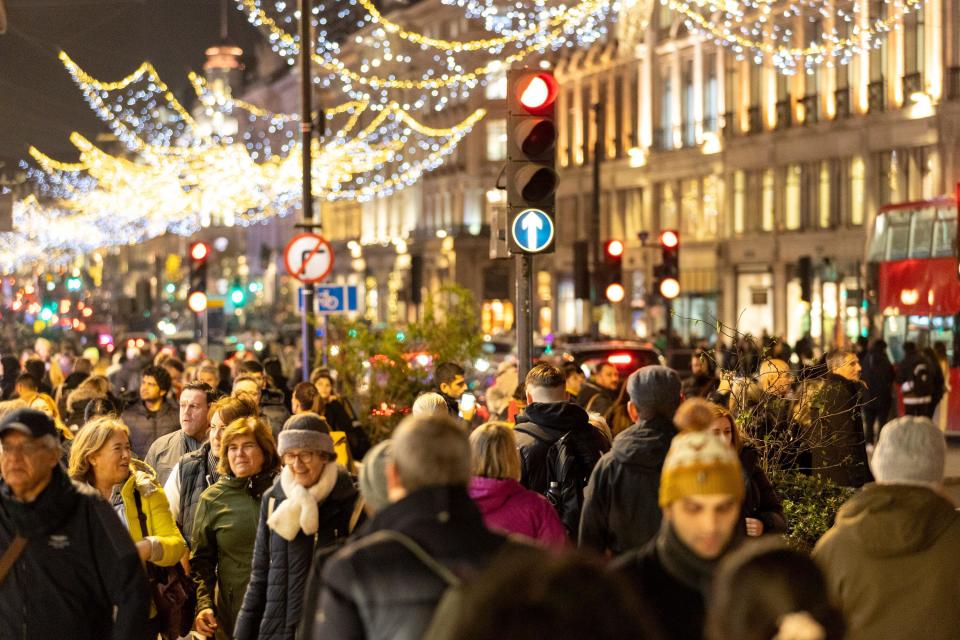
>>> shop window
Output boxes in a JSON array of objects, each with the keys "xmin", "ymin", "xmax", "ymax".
[
  {"xmin": 850, "ymin": 156, "xmax": 865, "ymax": 226},
  {"xmin": 733, "ymin": 170, "xmax": 746, "ymax": 234},
  {"xmin": 784, "ymin": 165, "xmax": 802, "ymax": 230},
  {"xmin": 486, "ymin": 119, "xmax": 507, "ymax": 161},
  {"xmin": 761, "ymin": 169, "xmax": 775, "ymax": 231}
]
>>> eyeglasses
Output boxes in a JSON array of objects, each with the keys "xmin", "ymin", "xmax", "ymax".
[
  {"xmin": 0, "ymin": 441, "xmax": 51, "ymax": 458},
  {"xmin": 283, "ymin": 451, "xmax": 319, "ymax": 465}
]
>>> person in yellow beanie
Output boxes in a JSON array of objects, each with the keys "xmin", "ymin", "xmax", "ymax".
[{"xmin": 611, "ymin": 431, "xmax": 744, "ymax": 640}]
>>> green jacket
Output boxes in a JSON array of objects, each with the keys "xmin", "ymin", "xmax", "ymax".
[
  {"xmin": 813, "ymin": 483, "xmax": 960, "ymax": 640},
  {"xmin": 190, "ymin": 471, "xmax": 276, "ymax": 640}
]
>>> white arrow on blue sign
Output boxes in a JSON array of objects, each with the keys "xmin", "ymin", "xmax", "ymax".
[{"xmin": 510, "ymin": 208, "xmax": 554, "ymax": 253}]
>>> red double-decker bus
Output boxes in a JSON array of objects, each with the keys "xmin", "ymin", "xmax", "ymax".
[{"xmin": 865, "ymin": 196, "xmax": 959, "ymax": 431}]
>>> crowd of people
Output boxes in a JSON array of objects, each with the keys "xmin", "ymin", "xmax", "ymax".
[{"xmin": 0, "ymin": 333, "xmax": 956, "ymax": 640}]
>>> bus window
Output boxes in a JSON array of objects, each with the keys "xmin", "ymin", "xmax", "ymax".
[
  {"xmin": 868, "ymin": 214, "xmax": 887, "ymax": 261},
  {"xmin": 887, "ymin": 221, "xmax": 911, "ymax": 260},
  {"xmin": 933, "ymin": 215, "xmax": 957, "ymax": 258},
  {"xmin": 910, "ymin": 207, "xmax": 935, "ymax": 258}
]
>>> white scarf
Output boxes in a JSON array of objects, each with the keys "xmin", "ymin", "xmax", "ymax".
[{"xmin": 267, "ymin": 463, "xmax": 339, "ymax": 541}]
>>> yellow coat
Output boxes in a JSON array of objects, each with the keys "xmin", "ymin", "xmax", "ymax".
[{"xmin": 120, "ymin": 459, "xmax": 186, "ymax": 567}]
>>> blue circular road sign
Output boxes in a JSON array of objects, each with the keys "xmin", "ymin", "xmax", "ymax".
[{"xmin": 511, "ymin": 208, "xmax": 554, "ymax": 253}]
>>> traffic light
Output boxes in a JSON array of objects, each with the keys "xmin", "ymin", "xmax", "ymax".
[
  {"xmin": 188, "ymin": 241, "xmax": 210, "ymax": 313},
  {"xmin": 655, "ymin": 230, "xmax": 680, "ymax": 300},
  {"xmin": 602, "ymin": 239, "xmax": 625, "ymax": 303},
  {"xmin": 229, "ymin": 279, "xmax": 246, "ymax": 307},
  {"xmin": 506, "ymin": 69, "xmax": 559, "ymax": 254}
]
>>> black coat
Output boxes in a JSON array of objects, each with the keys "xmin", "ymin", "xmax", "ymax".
[
  {"xmin": 235, "ymin": 467, "xmax": 359, "ymax": 640},
  {"xmin": 302, "ymin": 485, "xmax": 510, "ymax": 640},
  {"xmin": 576, "ymin": 381, "xmax": 616, "ymax": 415},
  {"xmin": 174, "ymin": 441, "xmax": 219, "ymax": 542},
  {"xmin": 120, "ymin": 398, "xmax": 180, "ymax": 458},
  {"xmin": 861, "ymin": 347, "xmax": 895, "ymax": 406},
  {"xmin": 578, "ymin": 415, "xmax": 677, "ymax": 555},
  {"xmin": 739, "ymin": 446, "xmax": 787, "ymax": 534},
  {"xmin": 0, "ymin": 466, "xmax": 152, "ymax": 640},
  {"xmin": 515, "ymin": 401, "xmax": 609, "ymax": 494}
]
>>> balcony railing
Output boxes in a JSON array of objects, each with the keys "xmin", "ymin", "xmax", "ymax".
[
  {"xmin": 775, "ymin": 98, "xmax": 792, "ymax": 129},
  {"xmin": 800, "ymin": 94, "xmax": 818, "ymax": 124},
  {"xmin": 654, "ymin": 126, "xmax": 674, "ymax": 151},
  {"xmin": 868, "ymin": 80, "xmax": 885, "ymax": 113},
  {"xmin": 902, "ymin": 72, "xmax": 923, "ymax": 101},
  {"xmin": 721, "ymin": 111, "xmax": 735, "ymax": 139},
  {"xmin": 834, "ymin": 87, "xmax": 850, "ymax": 119},
  {"xmin": 948, "ymin": 67, "xmax": 960, "ymax": 100},
  {"xmin": 747, "ymin": 106, "xmax": 762, "ymax": 134}
]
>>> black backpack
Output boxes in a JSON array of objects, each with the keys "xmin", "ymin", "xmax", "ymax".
[{"xmin": 517, "ymin": 427, "xmax": 603, "ymax": 536}]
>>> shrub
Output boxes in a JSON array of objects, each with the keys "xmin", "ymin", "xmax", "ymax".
[{"xmin": 771, "ymin": 470, "xmax": 855, "ymax": 552}]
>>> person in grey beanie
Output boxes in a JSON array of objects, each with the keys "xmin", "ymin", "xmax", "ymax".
[
  {"xmin": 578, "ymin": 365, "xmax": 682, "ymax": 555},
  {"xmin": 235, "ymin": 412, "xmax": 363, "ymax": 640},
  {"xmin": 813, "ymin": 416, "xmax": 960, "ymax": 640}
]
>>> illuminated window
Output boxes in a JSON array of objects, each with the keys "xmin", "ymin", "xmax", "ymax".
[
  {"xmin": 850, "ymin": 157, "xmax": 865, "ymax": 226},
  {"xmin": 819, "ymin": 162, "xmax": 832, "ymax": 229},
  {"xmin": 486, "ymin": 119, "xmax": 507, "ymax": 161},
  {"xmin": 659, "ymin": 182, "xmax": 679, "ymax": 229},
  {"xmin": 762, "ymin": 169, "xmax": 775, "ymax": 231},
  {"xmin": 785, "ymin": 164, "xmax": 802, "ymax": 230},
  {"xmin": 733, "ymin": 170, "xmax": 746, "ymax": 234}
]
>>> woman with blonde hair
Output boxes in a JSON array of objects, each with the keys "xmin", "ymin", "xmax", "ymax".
[
  {"xmin": 467, "ymin": 421, "xmax": 567, "ymax": 548},
  {"xmin": 190, "ymin": 416, "xmax": 280, "ymax": 639},
  {"xmin": 67, "ymin": 416, "xmax": 186, "ymax": 633},
  {"xmin": 28, "ymin": 392, "xmax": 73, "ymax": 440}
]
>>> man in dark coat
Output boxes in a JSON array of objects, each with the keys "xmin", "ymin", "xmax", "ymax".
[
  {"xmin": 897, "ymin": 341, "xmax": 940, "ymax": 418},
  {"xmin": 576, "ymin": 362, "xmax": 619, "ymax": 415},
  {"xmin": 514, "ymin": 363, "xmax": 610, "ymax": 495},
  {"xmin": 794, "ymin": 349, "xmax": 872, "ymax": 488},
  {"xmin": 0, "ymin": 409, "xmax": 151, "ymax": 640},
  {"xmin": 860, "ymin": 340, "xmax": 895, "ymax": 444},
  {"xmin": 613, "ymin": 431, "xmax": 745, "ymax": 640},
  {"xmin": 120, "ymin": 364, "xmax": 180, "ymax": 458},
  {"xmin": 301, "ymin": 414, "xmax": 523, "ymax": 640},
  {"xmin": 579, "ymin": 365, "xmax": 681, "ymax": 555}
]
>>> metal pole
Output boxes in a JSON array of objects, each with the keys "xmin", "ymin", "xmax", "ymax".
[
  {"xmin": 516, "ymin": 254, "xmax": 533, "ymax": 380},
  {"xmin": 299, "ymin": 0, "xmax": 315, "ymax": 382},
  {"xmin": 589, "ymin": 103, "xmax": 604, "ymax": 338}
]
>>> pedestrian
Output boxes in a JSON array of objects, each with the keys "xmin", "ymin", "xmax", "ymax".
[
  {"xmin": 812, "ymin": 416, "xmax": 960, "ymax": 640},
  {"xmin": 14, "ymin": 371, "xmax": 39, "ymax": 404},
  {"xmin": 612, "ymin": 431, "xmax": 745, "ymax": 640},
  {"xmin": 897, "ymin": 341, "xmax": 938, "ymax": 418},
  {"xmin": 237, "ymin": 360, "xmax": 291, "ymax": 439},
  {"xmin": 291, "ymin": 380, "xmax": 320, "ymax": 414},
  {"xmin": 145, "ymin": 381, "xmax": 215, "ymax": 485},
  {"xmin": 164, "ymin": 395, "xmax": 258, "ymax": 543},
  {"xmin": 707, "ymin": 539, "xmax": 845, "ymax": 640},
  {"xmin": 54, "ymin": 356, "xmax": 91, "ymax": 417},
  {"xmin": 579, "ymin": 365, "xmax": 681, "ymax": 555},
  {"xmin": 412, "ymin": 391, "xmax": 450, "ymax": 417},
  {"xmin": 562, "ymin": 362, "xmax": 585, "ymax": 401},
  {"xmin": 427, "ymin": 550, "xmax": 662, "ymax": 640},
  {"xmin": 358, "ymin": 439, "xmax": 393, "ymax": 516},
  {"xmin": 468, "ymin": 421, "xmax": 567, "ymax": 548},
  {"xmin": 120, "ymin": 364, "xmax": 180, "ymax": 458},
  {"xmin": 191, "ymin": 416, "xmax": 280, "ymax": 640},
  {"xmin": 301, "ymin": 414, "xmax": 521, "ymax": 640},
  {"xmin": 860, "ymin": 339, "xmax": 895, "ymax": 444},
  {"xmin": 64, "ymin": 374, "xmax": 111, "ymax": 430},
  {"xmin": 312, "ymin": 369, "xmax": 370, "ymax": 459},
  {"xmin": 0, "ymin": 408, "xmax": 152, "ymax": 639},
  {"xmin": 793, "ymin": 349, "xmax": 872, "ymax": 487},
  {"xmin": 576, "ymin": 362, "xmax": 619, "ymax": 415},
  {"xmin": 235, "ymin": 413, "xmax": 362, "ymax": 640},
  {"xmin": 161, "ymin": 357, "xmax": 186, "ymax": 402},
  {"xmin": 486, "ymin": 361, "xmax": 518, "ymax": 421},
  {"xmin": 932, "ymin": 341, "xmax": 952, "ymax": 431},
  {"xmin": 514, "ymin": 363, "xmax": 610, "ymax": 534},
  {"xmin": 195, "ymin": 364, "xmax": 221, "ymax": 392},
  {"xmin": 435, "ymin": 361, "xmax": 474, "ymax": 419},
  {"xmin": 0, "ymin": 354, "xmax": 20, "ymax": 400},
  {"xmin": 682, "ymin": 349, "xmax": 719, "ymax": 399}
]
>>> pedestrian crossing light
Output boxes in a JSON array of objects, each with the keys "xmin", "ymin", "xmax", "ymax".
[
  {"xmin": 507, "ymin": 69, "xmax": 559, "ymax": 254},
  {"xmin": 655, "ymin": 230, "xmax": 680, "ymax": 300},
  {"xmin": 188, "ymin": 241, "xmax": 210, "ymax": 314}
]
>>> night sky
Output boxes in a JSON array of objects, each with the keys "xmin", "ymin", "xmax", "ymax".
[{"xmin": 0, "ymin": 0, "xmax": 270, "ymax": 170}]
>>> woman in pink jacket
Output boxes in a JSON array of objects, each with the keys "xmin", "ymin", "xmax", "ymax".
[{"xmin": 468, "ymin": 422, "xmax": 567, "ymax": 548}]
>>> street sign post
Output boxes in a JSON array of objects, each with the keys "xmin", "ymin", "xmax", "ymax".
[{"xmin": 284, "ymin": 233, "xmax": 334, "ymax": 284}]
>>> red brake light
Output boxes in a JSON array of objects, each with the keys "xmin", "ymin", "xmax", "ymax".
[{"xmin": 608, "ymin": 353, "xmax": 633, "ymax": 365}]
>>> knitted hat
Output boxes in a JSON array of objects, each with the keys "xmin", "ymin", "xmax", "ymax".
[
  {"xmin": 278, "ymin": 412, "xmax": 335, "ymax": 457},
  {"xmin": 870, "ymin": 416, "xmax": 945, "ymax": 485},
  {"xmin": 627, "ymin": 365, "xmax": 682, "ymax": 416},
  {"xmin": 659, "ymin": 431, "xmax": 744, "ymax": 507},
  {"xmin": 359, "ymin": 439, "xmax": 393, "ymax": 514}
]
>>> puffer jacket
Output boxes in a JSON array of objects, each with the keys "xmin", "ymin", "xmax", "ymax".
[
  {"xmin": 578, "ymin": 415, "xmax": 677, "ymax": 555},
  {"xmin": 119, "ymin": 459, "xmax": 186, "ymax": 566},
  {"xmin": 167, "ymin": 441, "xmax": 219, "ymax": 542},
  {"xmin": 234, "ymin": 464, "xmax": 361, "ymax": 640},
  {"xmin": 813, "ymin": 484, "xmax": 960, "ymax": 640},
  {"xmin": 468, "ymin": 476, "xmax": 567, "ymax": 548},
  {"xmin": 120, "ymin": 398, "xmax": 180, "ymax": 458}
]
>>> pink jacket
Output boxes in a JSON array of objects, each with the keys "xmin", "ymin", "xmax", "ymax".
[{"xmin": 468, "ymin": 476, "xmax": 568, "ymax": 548}]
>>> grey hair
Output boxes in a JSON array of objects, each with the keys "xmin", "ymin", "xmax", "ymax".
[
  {"xmin": 411, "ymin": 392, "xmax": 448, "ymax": 416},
  {"xmin": 391, "ymin": 414, "xmax": 471, "ymax": 492}
]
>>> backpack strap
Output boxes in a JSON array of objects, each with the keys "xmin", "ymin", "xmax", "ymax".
[
  {"xmin": 132, "ymin": 488, "xmax": 150, "ymax": 538},
  {"xmin": 368, "ymin": 530, "xmax": 461, "ymax": 587},
  {"xmin": 514, "ymin": 426, "xmax": 550, "ymax": 444},
  {"xmin": 0, "ymin": 535, "xmax": 27, "ymax": 586}
]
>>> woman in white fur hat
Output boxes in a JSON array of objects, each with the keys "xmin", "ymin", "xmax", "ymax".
[{"xmin": 234, "ymin": 412, "xmax": 363, "ymax": 640}]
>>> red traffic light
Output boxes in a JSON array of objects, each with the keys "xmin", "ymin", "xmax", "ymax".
[
  {"xmin": 190, "ymin": 241, "xmax": 211, "ymax": 262},
  {"xmin": 659, "ymin": 230, "xmax": 679, "ymax": 249},
  {"xmin": 517, "ymin": 73, "xmax": 558, "ymax": 114},
  {"xmin": 605, "ymin": 240, "xmax": 625, "ymax": 258}
]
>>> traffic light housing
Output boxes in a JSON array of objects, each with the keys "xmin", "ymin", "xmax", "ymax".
[
  {"xmin": 601, "ymin": 239, "xmax": 625, "ymax": 303},
  {"xmin": 506, "ymin": 69, "xmax": 559, "ymax": 254},
  {"xmin": 188, "ymin": 241, "xmax": 210, "ymax": 313},
  {"xmin": 655, "ymin": 230, "xmax": 680, "ymax": 300}
]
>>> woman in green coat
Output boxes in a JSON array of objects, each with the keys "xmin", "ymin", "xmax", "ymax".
[{"xmin": 191, "ymin": 416, "xmax": 279, "ymax": 640}]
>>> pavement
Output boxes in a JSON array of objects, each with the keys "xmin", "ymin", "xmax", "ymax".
[{"xmin": 946, "ymin": 436, "xmax": 960, "ymax": 504}]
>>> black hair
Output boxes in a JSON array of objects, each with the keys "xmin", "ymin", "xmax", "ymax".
[
  {"xmin": 163, "ymin": 358, "xmax": 185, "ymax": 374},
  {"xmin": 237, "ymin": 360, "xmax": 265, "ymax": 375},
  {"xmin": 141, "ymin": 365, "xmax": 172, "ymax": 393},
  {"xmin": 23, "ymin": 359, "xmax": 45, "ymax": 384},
  {"xmin": 181, "ymin": 381, "xmax": 216, "ymax": 405},
  {"xmin": 562, "ymin": 362, "xmax": 584, "ymax": 379},
  {"xmin": 435, "ymin": 362, "xmax": 465, "ymax": 386},
  {"xmin": 16, "ymin": 372, "xmax": 37, "ymax": 390}
]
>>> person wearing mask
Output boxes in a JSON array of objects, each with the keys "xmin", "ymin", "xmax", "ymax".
[
  {"xmin": 707, "ymin": 539, "xmax": 845, "ymax": 640},
  {"xmin": 313, "ymin": 369, "xmax": 370, "ymax": 460},
  {"xmin": 468, "ymin": 421, "xmax": 567, "ymax": 548},
  {"xmin": 145, "ymin": 382, "xmax": 215, "ymax": 485},
  {"xmin": 164, "ymin": 395, "xmax": 258, "ymax": 542},
  {"xmin": 121, "ymin": 365, "xmax": 179, "ymax": 458},
  {"xmin": 793, "ymin": 349, "xmax": 872, "ymax": 488},
  {"xmin": 613, "ymin": 431, "xmax": 745, "ymax": 640},
  {"xmin": 579, "ymin": 366, "xmax": 682, "ymax": 555},
  {"xmin": 576, "ymin": 362, "xmax": 619, "ymax": 416},
  {"xmin": 0, "ymin": 409, "xmax": 152, "ymax": 639},
  {"xmin": 235, "ymin": 413, "xmax": 362, "ymax": 640},
  {"xmin": 191, "ymin": 416, "xmax": 280, "ymax": 640},
  {"xmin": 860, "ymin": 340, "xmax": 895, "ymax": 444},
  {"xmin": 301, "ymin": 414, "xmax": 520, "ymax": 639},
  {"xmin": 67, "ymin": 417, "xmax": 186, "ymax": 633},
  {"xmin": 813, "ymin": 416, "xmax": 960, "ymax": 640}
]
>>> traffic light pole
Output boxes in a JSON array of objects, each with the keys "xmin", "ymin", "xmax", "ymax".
[
  {"xmin": 299, "ymin": 0, "xmax": 316, "ymax": 382},
  {"xmin": 516, "ymin": 253, "xmax": 533, "ymax": 380},
  {"xmin": 589, "ymin": 103, "xmax": 604, "ymax": 339}
]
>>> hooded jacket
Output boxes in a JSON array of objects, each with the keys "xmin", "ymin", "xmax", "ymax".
[
  {"xmin": 234, "ymin": 464, "xmax": 361, "ymax": 640},
  {"xmin": 812, "ymin": 484, "xmax": 960, "ymax": 640},
  {"xmin": 0, "ymin": 466, "xmax": 152, "ymax": 640},
  {"xmin": 468, "ymin": 476, "xmax": 567, "ymax": 548},
  {"xmin": 515, "ymin": 401, "xmax": 609, "ymax": 494},
  {"xmin": 578, "ymin": 415, "xmax": 677, "ymax": 555}
]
